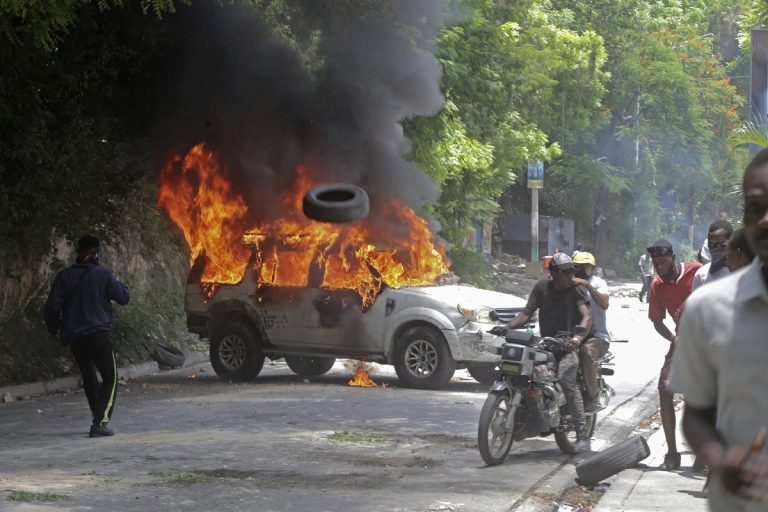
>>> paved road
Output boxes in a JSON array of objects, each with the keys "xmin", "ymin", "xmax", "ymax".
[{"xmin": 0, "ymin": 287, "xmax": 668, "ymax": 512}]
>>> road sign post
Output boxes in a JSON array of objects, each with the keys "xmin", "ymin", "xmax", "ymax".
[{"xmin": 527, "ymin": 161, "xmax": 544, "ymax": 263}]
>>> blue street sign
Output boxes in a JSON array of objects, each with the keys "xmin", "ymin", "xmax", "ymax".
[{"xmin": 527, "ymin": 160, "xmax": 544, "ymax": 189}]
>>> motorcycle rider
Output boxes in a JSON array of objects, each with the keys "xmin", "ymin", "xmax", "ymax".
[
  {"xmin": 492, "ymin": 252, "xmax": 594, "ymax": 451},
  {"xmin": 571, "ymin": 252, "xmax": 610, "ymax": 413}
]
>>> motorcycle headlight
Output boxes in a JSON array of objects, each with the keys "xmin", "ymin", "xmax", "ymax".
[{"xmin": 457, "ymin": 303, "xmax": 493, "ymax": 323}]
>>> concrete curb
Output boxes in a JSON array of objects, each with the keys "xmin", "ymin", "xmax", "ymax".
[
  {"xmin": 510, "ymin": 378, "xmax": 660, "ymax": 511},
  {"xmin": 0, "ymin": 351, "xmax": 209, "ymax": 402}
]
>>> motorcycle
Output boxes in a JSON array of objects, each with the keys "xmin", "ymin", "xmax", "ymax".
[{"xmin": 477, "ymin": 329, "xmax": 615, "ymax": 466}]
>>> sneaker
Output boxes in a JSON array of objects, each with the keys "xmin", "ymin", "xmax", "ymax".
[
  {"xmin": 575, "ymin": 438, "xmax": 591, "ymax": 452},
  {"xmin": 659, "ymin": 451, "xmax": 681, "ymax": 471},
  {"xmin": 89, "ymin": 424, "xmax": 114, "ymax": 438},
  {"xmin": 583, "ymin": 396, "xmax": 599, "ymax": 412}
]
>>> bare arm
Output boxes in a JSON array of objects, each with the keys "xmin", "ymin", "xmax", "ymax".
[
  {"xmin": 505, "ymin": 308, "xmax": 534, "ymax": 330},
  {"xmin": 576, "ymin": 302, "xmax": 592, "ymax": 334},
  {"xmin": 682, "ymin": 405, "xmax": 724, "ymax": 467},
  {"xmin": 684, "ymin": 405, "xmax": 768, "ymax": 500},
  {"xmin": 564, "ymin": 302, "xmax": 593, "ymax": 351},
  {"xmin": 573, "ymin": 277, "xmax": 609, "ymax": 310},
  {"xmin": 652, "ymin": 319, "xmax": 675, "ymax": 343}
]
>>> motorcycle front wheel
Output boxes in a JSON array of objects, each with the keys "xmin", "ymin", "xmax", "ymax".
[{"xmin": 478, "ymin": 390, "xmax": 518, "ymax": 466}]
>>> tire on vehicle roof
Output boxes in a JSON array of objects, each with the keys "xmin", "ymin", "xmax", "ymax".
[
  {"xmin": 284, "ymin": 356, "xmax": 336, "ymax": 377},
  {"xmin": 152, "ymin": 341, "xmax": 186, "ymax": 369},
  {"xmin": 393, "ymin": 325, "xmax": 455, "ymax": 389},
  {"xmin": 209, "ymin": 321, "xmax": 265, "ymax": 382},
  {"xmin": 302, "ymin": 183, "xmax": 369, "ymax": 223}
]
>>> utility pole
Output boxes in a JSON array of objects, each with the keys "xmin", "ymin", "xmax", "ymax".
[
  {"xmin": 531, "ymin": 187, "xmax": 539, "ymax": 262},
  {"xmin": 528, "ymin": 161, "xmax": 544, "ymax": 263}
]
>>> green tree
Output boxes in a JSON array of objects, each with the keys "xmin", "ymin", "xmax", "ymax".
[{"xmin": 407, "ymin": 0, "xmax": 608, "ymax": 251}]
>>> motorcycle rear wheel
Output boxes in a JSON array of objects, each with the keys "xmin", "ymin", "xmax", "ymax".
[{"xmin": 478, "ymin": 390, "xmax": 517, "ymax": 465}]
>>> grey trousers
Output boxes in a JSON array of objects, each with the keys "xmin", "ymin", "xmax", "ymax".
[
  {"xmin": 558, "ymin": 351, "xmax": 586, "ymax": 436},
  {"xmin": 580, "ymin": 337, "xmax": 609, "ymax": 399}
]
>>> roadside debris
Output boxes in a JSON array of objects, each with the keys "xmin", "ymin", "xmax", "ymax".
[
  {"xmin": 2, "ymin": 391, "xmax": 15, "ymax": 403},
  {"xmin": 427, "ymin": 501, "xmax": 464, "ymax": 511}
]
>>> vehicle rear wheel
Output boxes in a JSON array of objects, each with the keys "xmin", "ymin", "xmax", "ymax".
[
  {"xmin": 554, "ymin": 411, "xmax": 597, "ymax": 455},
  {"xmin": 467, "ymin": 363, "xmax": 499, "ymax": 385},
  {"xmin": 393, "ymin": 326, "xmax": 455, "ymax": 389},
  {"xmin": 284, "ymin": 356, "xmax": 336, "ymax": 376},
  {"xmin": 210, "ymin": 322, "xmax": 265, "ymax": 382},
  {"xmin": 478, "ymin": 390, "xmax": 517, "ymax": 466}
]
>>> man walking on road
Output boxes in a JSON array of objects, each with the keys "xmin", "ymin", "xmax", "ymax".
[
  {"xmin": 638, "ymin": 251, "xmax": 654, "ymax": 302},
  {"xmin": 671, "ymin": 149, "xmax": 768, "ymax": 510},
  {"xmin": 44, "ymin": 235, "xmax": 129, "ymax": 437},
  {"xmin": 647, "ymin": 239, "xmax": 701, "ymax": 470}
]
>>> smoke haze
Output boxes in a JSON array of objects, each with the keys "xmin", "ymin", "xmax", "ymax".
[{"xmin": 153, "ymin": 1, "xmax": 454, "ymax": 225}]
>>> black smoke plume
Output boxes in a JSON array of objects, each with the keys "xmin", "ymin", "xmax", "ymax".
[{"xmin": 153, "ymin": 1, "xmax": 454, "ymax": 225}]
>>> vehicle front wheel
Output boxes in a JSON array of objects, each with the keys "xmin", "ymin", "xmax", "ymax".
[
  {"xmin": 393, "ymin": 326, "xmax": 455, "ymax": 389},
  {"xmin": 284, "ymin": 356, "xmax": 336, "ymax": 377},
  {"xmin": 478, "ymin": 390, "xmax": 517, "ymax": 466},
  {"xmin": 210, "ymin": 322, "xmax": 265, "ymax": 382}
]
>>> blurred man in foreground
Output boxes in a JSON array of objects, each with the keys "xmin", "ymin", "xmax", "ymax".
[{"xmin": 671, "ymin": 148, "xmax": 768, "ymax": 510}]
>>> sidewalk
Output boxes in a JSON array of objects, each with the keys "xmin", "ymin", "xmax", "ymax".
[{"xmin": 594, "ymin": 418, "xmax": 708, "ymax": 512}]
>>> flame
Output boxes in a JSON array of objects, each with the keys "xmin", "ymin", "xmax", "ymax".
[
  {"xmin": 158, "ymin": 143, "xmax": 448, "ymax": 307},
  {"xmin": 157, "ymin": 144, "xmax": 250, "ymax": 285},
  {"xmin": 347, "ymin": 359, "xmax": 377, "ymax": 387}
]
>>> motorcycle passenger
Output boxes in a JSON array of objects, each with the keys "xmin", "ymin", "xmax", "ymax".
[
  {"xmin": 571, "ymin": 252, "xmax": 610, "ymax": 413},
  {"xmin": 493, "ymin": 252, "xmax": 594, "ymax": 451}
]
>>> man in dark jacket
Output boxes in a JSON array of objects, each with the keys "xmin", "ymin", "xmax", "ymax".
[{"xmin": 44, "ymin": 235, "xmax": 129, "ymax": 437}]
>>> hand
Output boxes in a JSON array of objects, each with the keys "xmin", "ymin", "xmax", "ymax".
[
  {"xmin": 571, "ymin": 277, "xmax": 589, "ymax": 287},
  {"xmin": 712, "ymin": 428, "xmax": 768, "ymax": 501},
  {"xmin": 566, "ymin": 337, "xmax": 581, "ymax": 352},
  {"xmin": 489, "ymin": 325, "xmax": 507, "ymax": 336},
  {"xmin": 716, "ymin": 449, "xmax": 768, "ymax": 501}
]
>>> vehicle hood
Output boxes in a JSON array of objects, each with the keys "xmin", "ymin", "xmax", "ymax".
[{"xmin": 397, "ymin": 285, "xmax": 526, "ymax": 308}]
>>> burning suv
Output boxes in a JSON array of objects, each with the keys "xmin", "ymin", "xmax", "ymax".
[
  {"xmin": 161, "ymin": 144, "xmax": 525, "ymax": 389},
  {"xmin": 185, "ymin": 254, "xmax": 525, "ymax": 389}
]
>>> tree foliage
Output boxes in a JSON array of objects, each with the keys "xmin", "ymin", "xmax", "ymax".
[{"xmin": 0, "ymin": 0, "xmax": 760, "ymax": 272}]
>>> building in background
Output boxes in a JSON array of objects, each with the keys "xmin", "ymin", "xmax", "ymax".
[{"xmin": 498, "ymin": 214, "xmax": 574, "ymax": 261}]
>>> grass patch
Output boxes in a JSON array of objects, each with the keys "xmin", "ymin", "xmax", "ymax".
[
  {"xmin": 8, "ymin": 491, "xmax": 70, "ymax": 502},
  {"xmin": 325, "ymin": 431, "xmax": 389, "ymax": 443},
  {"xmin": 149, "ymin": 470, "xmax": 208, "ymax": 482}
]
